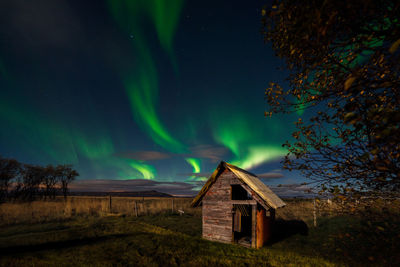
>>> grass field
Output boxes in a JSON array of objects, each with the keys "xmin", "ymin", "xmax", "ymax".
[
  {"xmin": 0, "ymin": 198, "xmax": 399, "ymax": 266},
  {"xmin": 0, "ymin": 196, "xmax": 200, "ymax": 225}
]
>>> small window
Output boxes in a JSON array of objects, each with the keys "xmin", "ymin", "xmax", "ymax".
[{"xmin": 231, "ymin": 184, "xmax": 252, "ymax": 200}]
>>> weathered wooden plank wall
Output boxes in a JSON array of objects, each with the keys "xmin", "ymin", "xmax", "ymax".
[
  {"xmin": 202, "ymin": 169, "xmax": 237, "ymax": 243},
  {"xmin": 251, "ymin": 205, "xmax": 257, "ymax": 248},
  {"xmin": 198, "ymin": 163, "xmax": 283, "ymax": 249}
]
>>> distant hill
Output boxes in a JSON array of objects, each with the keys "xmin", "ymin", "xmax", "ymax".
[{"xmin": 69, "ymin": 190, "xmax": 173, "ymax": 197}]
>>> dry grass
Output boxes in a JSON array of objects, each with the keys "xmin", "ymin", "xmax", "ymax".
[
  {"xmin": 0, "ymin": 197, "xmax": 200, "ymax": 226},
  {"xmin": 2, "ymin": 196, "xmax": 399, "ymax": 227},
  {"xmin": 276, "ymin": 198, "xmax": 400, "ymax": 226},
  {"xmin": 277, "ymin": 198, "xmax": 341, "ymax": 225},
  {"xmin": 0, "ymin": 197, "xmax": 399, "ymax": 265}
]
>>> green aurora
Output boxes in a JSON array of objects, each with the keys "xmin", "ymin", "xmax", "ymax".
[
  {"xmin": 108, "ymin": 0, "xmax": 186, "ymax": 155},
  {"xmin": 128, "ymin": 159, "xmax": 157, "ymax": 180},
  {"xmin": 0, "ymin": 0, "xmax": 302, "ymax": 187},
  {"xmin": 185, "ymin": 157, "xmax": 205, "ymax": 181},
  {"xmin": 185, "ymin": 158, "xmax": 201, "ymax": 173},
  {"xmin": 106, "ymin": 0, "xmax": 293, "ymax": 178}
]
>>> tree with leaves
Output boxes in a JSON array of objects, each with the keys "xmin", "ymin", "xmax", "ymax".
[{"xmin": 262, "ymin": 0, "xmax": 400, "ymax": 196}]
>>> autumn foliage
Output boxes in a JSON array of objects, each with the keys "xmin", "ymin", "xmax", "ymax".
[{"xmin": 262, "ymin": 0, "xmax": 400, "ymax": 195}]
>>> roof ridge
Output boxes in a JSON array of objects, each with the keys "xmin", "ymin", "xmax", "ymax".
[
  {"xmin": 223, "ymin": 162, "xmax": 257, "ymax": 177},
  {"xmin": 191, "ymin": 161, "xmax": 286, "ymax": 209}
]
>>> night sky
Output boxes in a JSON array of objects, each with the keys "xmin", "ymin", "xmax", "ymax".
[{"xmin": 0, "ymin": 0, "xmax": 308, "ymax": 195}]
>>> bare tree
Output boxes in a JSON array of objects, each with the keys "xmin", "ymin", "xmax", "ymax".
[
  {"xmin": 43, "ymin": 165, "xmax": 59, "ymax": 200},
  {"xmin": 0, "ymin": 156, "xmax": 20, "ymax": 202},
  {"xmin": 21, "ymin": 164, "xmax": 45, "ymax": 201},
  {"xmin": 0, "ymin": 156, "xmax": 79, "ymax": 202},
  {"xmin": 57, "ymin": 165, "xmax": 79, "ymax": 200}
]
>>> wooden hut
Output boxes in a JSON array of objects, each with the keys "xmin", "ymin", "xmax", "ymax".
[{"xmin": 191, "ymin": 161, "xmax": 286, "ymax": 248}]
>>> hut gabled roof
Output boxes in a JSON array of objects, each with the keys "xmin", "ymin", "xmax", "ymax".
[{"xmin": 191, "ymin": 161, "xmax": 286, "ymax": 209}]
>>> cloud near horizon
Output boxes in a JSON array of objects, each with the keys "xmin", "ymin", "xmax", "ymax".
[
  {"xmin": 178, "ymin": 172, "xmax": 212, "ymax": 178},
  {"xmin": 271, "ymin": 183, "xmax": 316, "ymax": 197},
  {"xmin": 257, "ymin": 172, "xmax": 284, "ymax": 179},
  {"xmin": 187, "ymin": 145, "xmax": 229, "ymax": 162},
  {"xmin": 180, "ymin": 171, "xmax": 284, "ymax": 179},
  {"xmin": 115, "ymin": 144, "xmax": 229, "ymax": 163},
  {"xmin": 70, "ymin": 179, "xmax": 197, "ymax": 196},
  {"xmin": 115, "ymin": 151, "xmax": 171, "ymax": 161},
  {"xmin": 70, "ymin": 179, "xmax": 312, "ymax": 198}
]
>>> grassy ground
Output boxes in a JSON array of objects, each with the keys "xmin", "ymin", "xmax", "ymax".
[
  {"xmin": 0, "ymin": 214, "xmax": 332, "ymax": 267},
  {"xmin": 1, "ymin": 198, "xmax": 399, "ymax": 266},
  {"xmin": 0, "ymin": 212, "xmax": 399, "ymax": 266}
]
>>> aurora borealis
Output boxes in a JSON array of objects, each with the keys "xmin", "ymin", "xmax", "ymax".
[{"xmin": 0, "ymin": 0, "xmax": 304, "ymax": 195}]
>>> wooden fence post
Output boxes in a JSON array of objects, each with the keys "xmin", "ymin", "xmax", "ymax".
[
  {"xmin": 135, "ymin": 201, "xmax": 138, "ymax": 217},
  {"xmin": 313, "ymin": 198, "xmax": 317, "ymax": 227},
  {"xmin": 109, "ymin": 195, "xmax": 112, "ymax": 213},
  {"xmin": 172, "ymin": 198, "xmax": 174, "ymax": 213}
]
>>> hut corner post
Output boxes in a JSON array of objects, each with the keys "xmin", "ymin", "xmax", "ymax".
[{"xmin": 251, "ymin": 204, "xmax": 257, "ymax": 248}]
